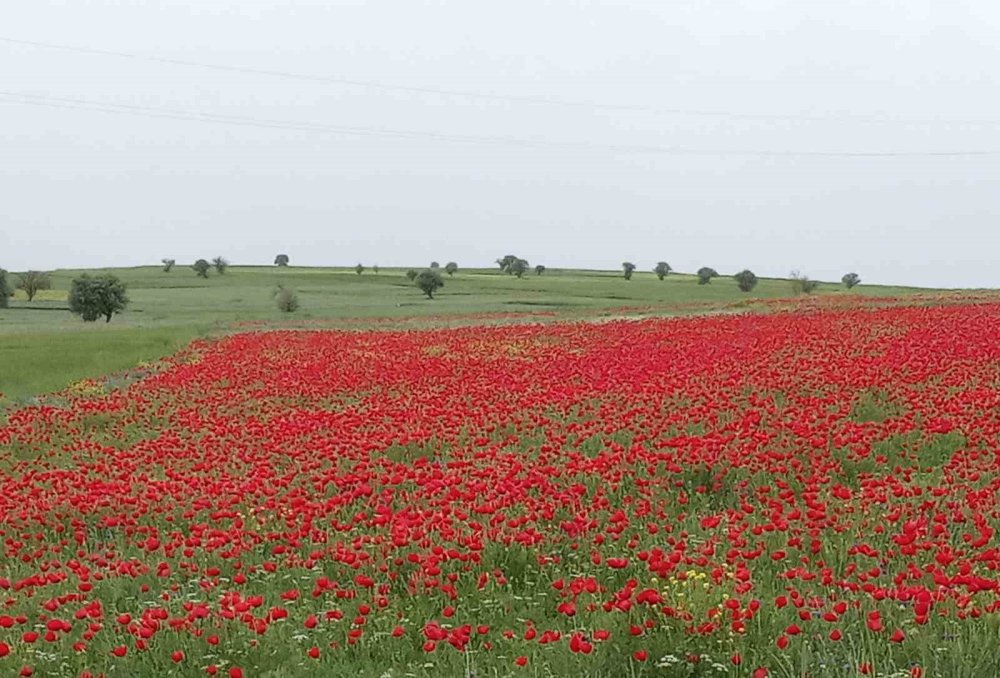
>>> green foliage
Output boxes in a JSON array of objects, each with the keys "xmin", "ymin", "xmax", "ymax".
[
  {"xmin": 790, "ymin": 270, "xmax": 818, "ymax": 295},
  {"xmin": 697, "ymin": 267, "xmax": 719, "ymax": 285},
  {"xmin": 430, "ymin": 261, "xmax": 440, "ymax": 269},
  {"xmin": 161, "ymin": 259, "xmax": 175, "ymax": 272},
  {"xmin": 0, "ymin": 269, "xmax": 11, "ymax": 308},
  {"xmin": 843, "ymin": 272, "xmax": 861, "ymax": 289},
  {"xmin": 274, "ymin": 286, "xmax": 299, "ymax": 313},
  {"xmin": 510, "ymin": 258, "xmax": 529, "ymax": 278},
  {"xmin": 654, "ymin": 261, "xmax": 672, "ymax": 280},
  {"xmin": 734, "ymin": 269, "xmax": 758, "ymax": 292},
  {"xmin": 535, "ymin": 264, "xmax": 546, "ymax": 276},
  {"xmin": 193, "ymin": 259, "xmax": 211, "ymax": 278},
  {"xmin": 212, "ymin": 257, "xmax": 228, "ymax": 275},
  {"xmin": 16, "ymin": 271, "xmax": 52, "ymax": 302},
  {"xmin": 68, "ymin": 274, "xmax": 129, "ymax": 323},
  {"xmin": 274, "ymin": 254, "xmax": 289, "ymax": 267},
  {"xmin": 444, "ymin": 262, "xmax": 458, "ymax": 276},
  {"xmin": 622, "ymin": 261, "xmax": 636, "ymax": 280},
  {"xmin": 355, "ymin": 263, "xmax": 365, "ymax": 275},
  {"xmin": 414, "ymin": 269, "xmax": 444, "ymax": 299},
  {"xmin": 405, "ymin": 269, "xmax": 418, "ymax": 281},
  {"xmin": 496, "ymin": 254, "xmax": 518, "ymax": 273}
]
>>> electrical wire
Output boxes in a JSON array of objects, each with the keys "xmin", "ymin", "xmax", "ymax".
[
  {"xmin": 3, "ymin": 90, "xmax": 999, "ymax": 158},
  {"xmin": 4, "ymin": 35, "xmax": 1000, "ymax": 127}
]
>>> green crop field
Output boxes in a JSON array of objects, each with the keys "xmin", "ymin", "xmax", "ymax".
[{"xmin": 0, "ymin": 264, "xmax": 966, "ymax": 403}]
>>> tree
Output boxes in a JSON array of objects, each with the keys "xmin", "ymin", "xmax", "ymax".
[
  {"xmin": 789, "ymin": 270, "xmax": 818, "ymax": 295},
  {"xmin": 161, "ymin": 259, "xmax": 176, "ymax": 272},
  {"xmin": 405, "ymin": 269, "xmax": 418, "ymax": 281},
  {"xmin": 496, "ymin": 255, "xmax": 518, "ymax": 273},
  {"xmin": 274, "ymin": 285, "xmax": 299, "ymax": 312},
  {"xmin": 355, "ymin": 263, "xmax": 365, "ymax": 275},
  {"xmin": 842, "ymin": 272, "xmax": 861, "ymax": 289},
  {"xmin": 697, "ymin": 267, "xmax": 719, "ymax": 285},
  {"xmin": 734, "ymin": 269, "xmax": 758, "ymax": 293},
  {"xmin": 653, "ymin": 262, "xmax": 672, "ymax": 280},
  {"xmin": 622, "ymin": 262, "xmax": 636, "ymax": 280},
  {"xmin": 510, "ymin": 259, "xmax": 529, "ymax": 278},
  {"xmin": 16, "ymin": 271, "xmax": 51, "ymax": 302},
  {"xmin": 535, "ymin": 264, "xmax": 546, "ymax": 276},
  {"xmin": 0, "ymin": 269, "xmax": 11, "ymax": 308},
  {"xmin": 414, "ymin": 269, "xmax": 444, "ymax": 299},
  {"xmin": 430, "ymin": 261, "xmax": 440, "ymax": 269},
  {"xmin": 212, "ymin": 257, "xmax": 228, "ymax": 275},
  {"xmin": 68, "ymin": 274, "xmax": 128, "ymax": 323},
  {"xmin": 274, "ymin": 254, "xmax": 289, "ymax": 267},
  {"xmin": 373, "ymin": 264, "xmax": 379, "ymax": 274},
  {"xmin": 193, "ymin": 259, "xmax": 211, "ymax": 278},
  {"xmin": 445, "ymin": 262, "xmax": 458, "ymax": 276}
]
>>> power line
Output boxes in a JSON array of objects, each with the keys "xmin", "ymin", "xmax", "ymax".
[
  {"xmin": 3, "ymin": 90, "xmax": 999, "ymax": 158},
  {"xmin": 4, "ymin": 34, "xmax": 1000, "ymax": 127}
]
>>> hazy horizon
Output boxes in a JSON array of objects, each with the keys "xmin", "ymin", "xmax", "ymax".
[{"xmin": 3, "ymin": 0, "xmax": 1000, "ymax": 289}]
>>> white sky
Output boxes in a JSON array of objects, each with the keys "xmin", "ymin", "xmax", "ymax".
[{"xmin": 2, "ymin": 0, "xmax": 999, "ymax": 287}]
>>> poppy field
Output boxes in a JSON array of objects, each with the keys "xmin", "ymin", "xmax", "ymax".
[{"xmin": 2, "ymin": 301, "xmax": 1000, "ymax": 677}]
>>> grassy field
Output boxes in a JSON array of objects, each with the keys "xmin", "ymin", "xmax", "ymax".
[{"xmin": 0, "ymin": 264, "xmax": 960, "ymax": 402}]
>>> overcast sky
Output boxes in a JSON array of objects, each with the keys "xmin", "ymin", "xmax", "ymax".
[{"xmin": 2, "ymin": 0, "xmax": 999, "ymax": 287}]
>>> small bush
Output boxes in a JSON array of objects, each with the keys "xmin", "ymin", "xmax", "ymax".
[
  {"xmin": 734, "ymin": 269, "xmax": 758, "ymax": 293},
  {"xmin": 790, "ymin": 270, "xmax": 818, "ymax": 295},
  {"xmin": 275, "ymin": 286, "xmax": 299, "ymax": 312}
]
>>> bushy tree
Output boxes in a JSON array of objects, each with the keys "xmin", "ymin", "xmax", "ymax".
[
  {"xmin": 445, "ymin": 262, "xmax": 458, "ymax": 276},
  {"xmin": 653, "ymin": 261, "xmax": 672, "ymax": 280},
  {"xmin": 496, "ymin": 255, "xmax": 518, "ymax": 273},
  {"xmin": 414, "ymin": 269, "xmax": 444, "ymax": 299},
  {"xmin": 68, "ymin": 274, "xmax": 128, "ymax": 323},
  {"xmin": 161, "ymin": 258, "xmax": 176, "ymax": 272},
  {"xmin": 274, "ymin": 254, "xmax": 289, "ymax": 267},
  {"xmin": 430, "ymin": 261, "xmax": 440, "ymax": 269},
  {"xmin": 355, "ymin": 263, "xmax": 365, "ymax": 275},
  {"xmin": 16, "ymin": 271, "xmax": 51, "ymax": 301},
  {"xmin": 697, "ymin": 267, "xmax": 719, "ymax": 285},
  {"xmin": 0, "ymin": 269, "xmax": 11, "ymax": 308},
  {"xmin": 510, "ymin": 259, "xmax": 529, "ymax": 278},
  {"xmin": 622, "ymin": 262, "xmax": 636, "ymax": 280},
  {"xmin": 405, "ymin": 269, "xmax": 418, "ymax": 281},
  {"xmin": 789, "ymin": 270, "xmax": 818, "ymax": 295},
  {"xmin": 274, "ymin": 285, "xmax": 299, "ymax": 312},
  {"xmin": 842, "ymin": 272, "xmax": 861, "ymax": 289},
  {"xmin": 212, "ymin": 257, "xmax": 228, "ymax": 275},
  {"xmin": 734, "ymin": 269, "xmax": 758, "ymax": 293},
  {"xmin": 193, "ymin": 259, "xmax": 211, "ymax": 278},
  {"xmin": 535, "ymin": 264, "xmax": 546, "ymax": 276}
]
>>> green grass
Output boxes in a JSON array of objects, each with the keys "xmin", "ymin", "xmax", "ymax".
[{"xmin": 0, "ymin": 264, "xmax": 968, "ymax": 401}]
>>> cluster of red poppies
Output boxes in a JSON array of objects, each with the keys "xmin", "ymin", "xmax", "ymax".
[{"xmin": 2, "ymin": 301, "xmax": 999, "ymax": 675}]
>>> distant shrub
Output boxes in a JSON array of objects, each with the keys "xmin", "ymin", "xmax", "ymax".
[
  {"xmin": 16, "ymin": 270, "xmax": 51, "ymax": 301},
  {"xmin": 68, "ymin": 274, "xmax": 128, "ymax": 323},
  {"xmin": 161, "ymin": 258, "xmax": 176, "ymax": 272},
  {"xmin": 734, "ymin": 269, "xmax": 758, "ymax": 293},
  {"xmin": 414, "ymin": 269, "xmax": 444, "ymax": 299},
  {"xmin": 842, "ymin": 272, "xmax": 861, "ymax": 289},
  {"xmin": 697, "ymin": 267, "xmax": 719, "ymax": 285},
  {"xmin": 405, "ymin": 269, "xmax": 418, "ymax": 281},
  {"xmin": 622, "ymin": 262, "xmax": 636, "ymax": 280},
  {"xmin": 274, "ymin": 254, "xmax": 289, "ymax": 267},
  {"xmin": 212, "ymin": 257, "xmax": 228, "ymax": 275},
  {"xmin": 653, "ymin": 261, "xmax": 672, "ymax": 280},
  {"xmin": 193, "ymin": 259, "xmax": 211, "ymax": 278},
  {"xmin": 430, "ymin": 261, "xmax": 440, "ymax": 269},
  {"xmin": 0, "ymin": 269, "xmax": 11, "ymax": 308},
  {"xmin": 355, "ymin": 263, "xmax": 365, "ymax": 275},
  {"xmin": 790, "ymin": 270, "xmax": 818, "ymax": 295},
  {"xmin": 275, "ymin": 286, "xmax": 299, "ymax": 312},
  {"xmin": 535, "ymin": 264, "xmax": 546, "ymax": 276},
  {"xmin": 445, "ymin": 262, "xmax": 458, "ymax": 276}
]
